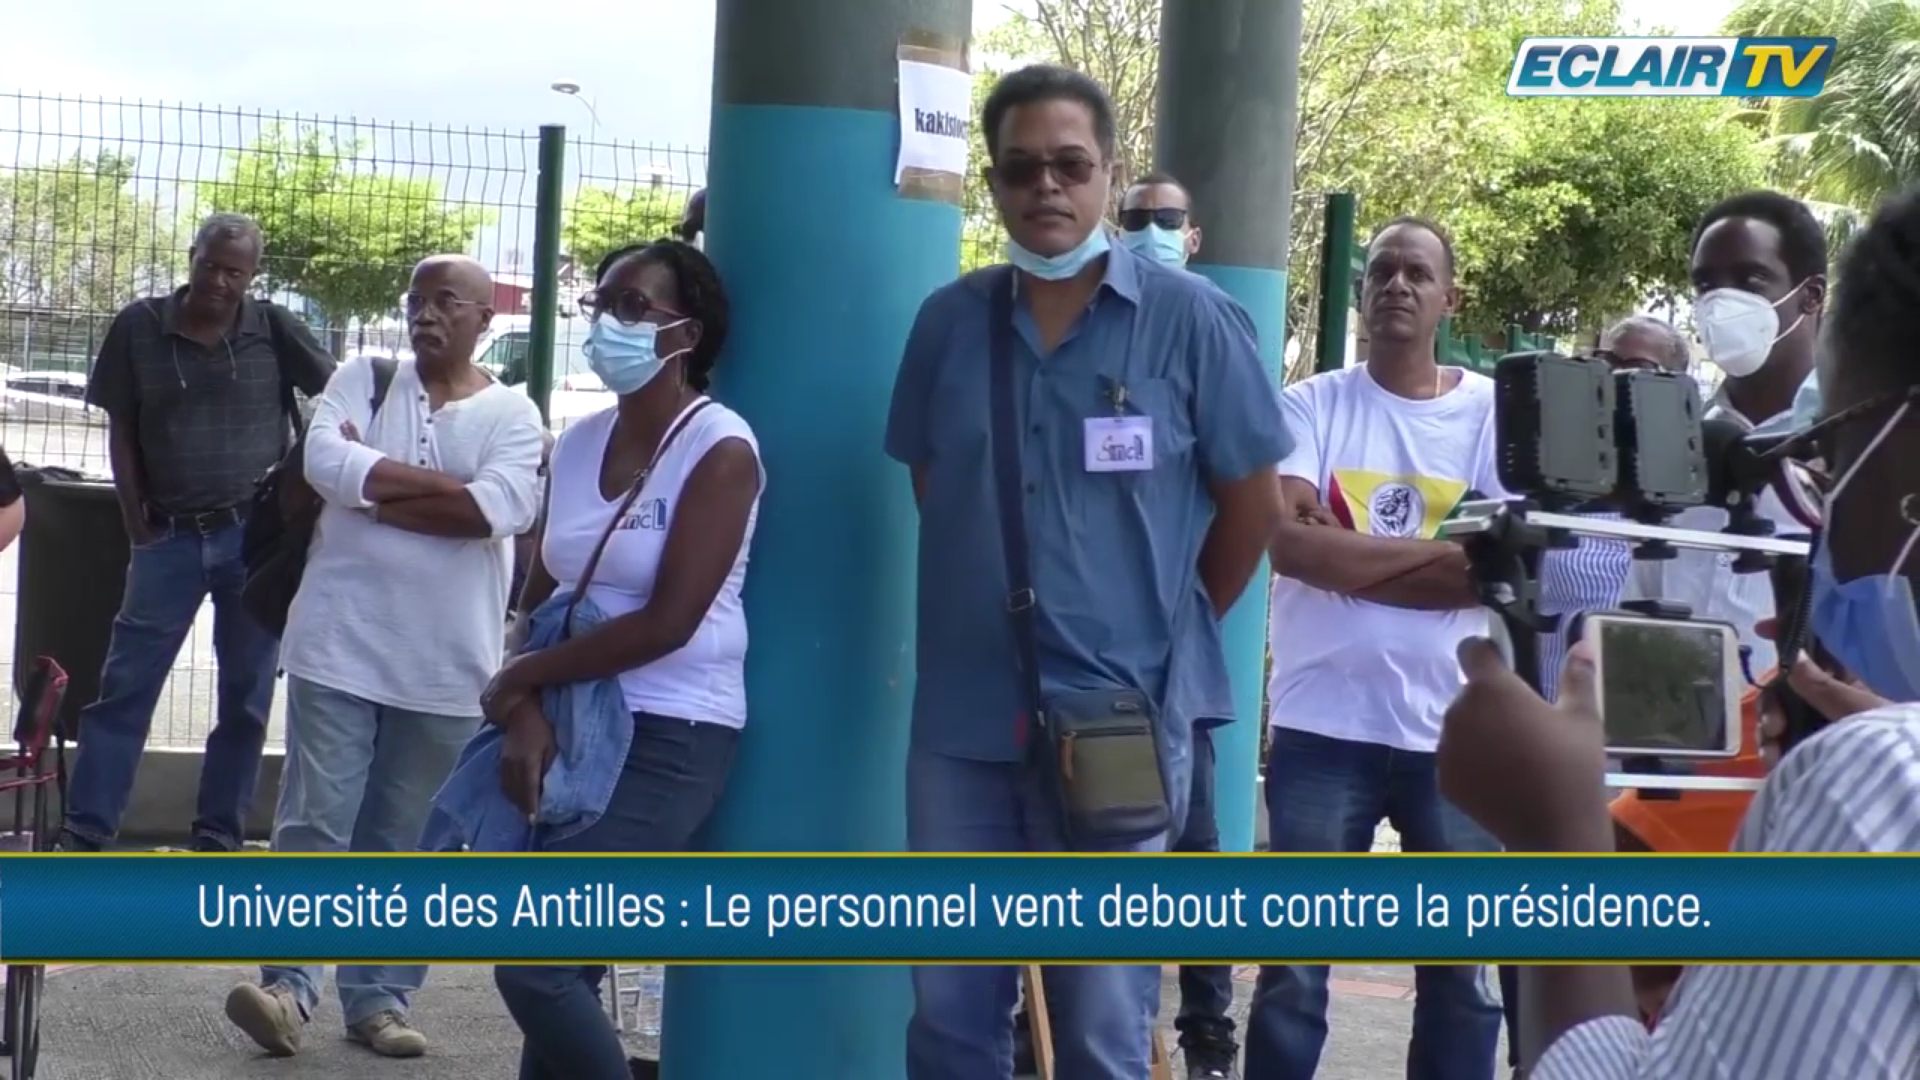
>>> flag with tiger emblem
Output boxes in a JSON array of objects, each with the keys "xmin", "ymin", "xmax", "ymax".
[{"xmin": 1324, "ymin": 467, "xmax": 1470, "ymax": 539}]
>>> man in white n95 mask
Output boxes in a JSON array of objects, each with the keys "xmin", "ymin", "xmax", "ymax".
[{"xmin": 1622, "ymin": 191, "xmax": 1829, "ymax": 679}]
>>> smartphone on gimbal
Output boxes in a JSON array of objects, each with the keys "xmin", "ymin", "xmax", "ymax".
[{"xmin": 1579, "ymin": 611, "xmax": 1745, "ymax": 758}]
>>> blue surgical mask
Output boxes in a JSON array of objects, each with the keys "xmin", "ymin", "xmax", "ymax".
[
  {"xmin": 1006, "ymin": 223, "xmax": 1110, "ymax": 281},
  {"xmin": 1808, "ymin": 396, "xmax": 1920, "ymax": 701},
  {"xmin": 1119, "ymin": 224, "xmax": 1188, "ymax": 267},
  {"xmin": 582, "ymin": 313, "xmax": 690, "ymax": 396}
]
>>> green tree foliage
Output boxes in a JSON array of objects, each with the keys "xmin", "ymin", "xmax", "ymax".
[
  {"xmin": 1450, "ymin": 96, "xmax": 1765, "ymax": 335},
  {"xmin": 561, "ymin": 185, "xmax": 690, "ymax": 279},
  {"xmin": 966, "ymin": 0, "xmax": 1769, "ymax": 358},
  {"xmin": 202, "ymin": 125, "xmax": 487, "ymax": 348},
  {"xmin": 1722, "ymin": 0, "xmax": 1920, "ymax": 248},
  {"xmin": 961, "ymin": 60, "xmax": 1003, "ymax": 273},
  {"xmin": 1301, "ymin": 0, "xmax": 1765, "ymax": 338},
  {"xmin": 0, "ymin": 149, "xmax": 180, "ymax": 312}
]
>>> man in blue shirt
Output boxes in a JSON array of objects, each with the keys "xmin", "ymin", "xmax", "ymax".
[
  {"xmin": 1011, "ymin": 166, "xmax": 1243, "ymax": 1080},
  {"xmin": 885, "ymin": 64, "xmax": 1292, "ymax": 1080}
]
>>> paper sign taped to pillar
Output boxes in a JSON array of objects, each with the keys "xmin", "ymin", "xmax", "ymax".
[{"xmin": 896, "ymin": 58, "xmax": 973, "ymax": 184}]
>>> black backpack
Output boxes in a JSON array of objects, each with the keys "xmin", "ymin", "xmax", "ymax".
[{"xmin": 241, "ymin": 336, "xmax": 398, "ymax": 639}]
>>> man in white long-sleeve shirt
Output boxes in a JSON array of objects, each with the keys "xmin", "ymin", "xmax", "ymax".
[{"xmin": 222, "ymin": 255, "xmax": 546, "ymax": 1060}]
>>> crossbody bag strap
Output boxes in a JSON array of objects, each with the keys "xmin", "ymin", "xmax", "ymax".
[
  {"xmin": 260, "ymin": 303, "xmax": 306, "ymax": 442},
  {"xmin": 986, "ymin": 269, "xmax": 1047, "ymax": 735},
  {"xmin": 563, "ymin": 398, "xmax": 715, "ymax": 632},
  {"xmin": 370, "ymin": 355, "xmax": 399, "ymax": 417}
]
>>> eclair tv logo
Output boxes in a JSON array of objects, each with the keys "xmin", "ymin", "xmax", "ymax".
[{"xmin": 1508, "ymin": 36, "xmax": 1835, "ymax": 98}]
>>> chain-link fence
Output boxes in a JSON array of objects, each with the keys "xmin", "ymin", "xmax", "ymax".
[
  {"xmin": 0, "ymin": 93, "xmax": 706, "ymax": 748},
  {"xmin": 3, "ymin": 91, "xmax": 1310, "ymax": 761}
]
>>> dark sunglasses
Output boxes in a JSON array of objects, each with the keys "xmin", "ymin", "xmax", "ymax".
[
  {"xmin": 987, "ymin": 155, "xmax": 1099, "ymax": 189},
  {"xmin": 1118, "ymin": 207, "xmax": 1189, "ymax": 232}
]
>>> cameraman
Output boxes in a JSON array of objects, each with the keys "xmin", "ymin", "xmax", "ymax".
[{"xmin": 1434, "ymin": 185, "xmax": 1920, "ymax": 1079}]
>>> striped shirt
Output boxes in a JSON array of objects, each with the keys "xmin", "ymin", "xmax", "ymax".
[
  {"xmin": 1535, "ymin": 512, "xmax": 1631, "ymax": 700},
  {"xmin": 1535, "ymin": 705, "xmax": 1920, "ymax": 1079}
]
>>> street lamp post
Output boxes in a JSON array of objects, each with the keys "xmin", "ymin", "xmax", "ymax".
[{"xmin": 548, "ymin": 79, "xmax": 601, "ymax": 138}]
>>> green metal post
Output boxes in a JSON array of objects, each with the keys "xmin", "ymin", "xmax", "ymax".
[
  {"xmin": 525, "ymin": 123, "xmax": 566, "ymax": 426},
  {"xmin": 1315, "ymin": 192, "xmax": 1357, "ymax": 374}
]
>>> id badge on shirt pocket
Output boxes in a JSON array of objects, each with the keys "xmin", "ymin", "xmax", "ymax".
[{"xmin": 1084, "ymin": 415, "xmax": 1154, "ymax": 473}]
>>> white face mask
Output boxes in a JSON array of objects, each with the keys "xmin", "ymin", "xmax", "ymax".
[{"xmin": 1693, "ymin": 283, "xmax": 1807, "ymax": 378}]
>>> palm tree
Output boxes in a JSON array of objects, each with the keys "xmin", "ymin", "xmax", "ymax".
[{"xmin": 1722, "ymin": 0, "xmax": 1920, "ymax": 248}]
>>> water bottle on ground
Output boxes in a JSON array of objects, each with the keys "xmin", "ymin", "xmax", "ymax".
[{"xmin": 635, "ymin": 965, "xmax": 664, "ymax": 1039}]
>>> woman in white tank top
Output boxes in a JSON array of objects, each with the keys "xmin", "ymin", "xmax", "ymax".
[{"xmin": 483, "ymin": 240, "xmax": 764, "ymax": 1080}]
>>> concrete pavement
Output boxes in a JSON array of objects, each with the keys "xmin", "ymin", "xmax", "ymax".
[{"xmin": 25, "ymin": 961, "xmax": 1503, "ymax": 1078}]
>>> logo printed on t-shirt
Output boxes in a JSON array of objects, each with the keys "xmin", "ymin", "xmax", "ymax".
[
  {"xmin": 1369, "ymin": 483, "xmax": 1424, "ymax": 537},
  {"xmin": 1326, "ymin": 468, "xmax": 1467, "ymax": 539},
  {"xmin": 615, "ymin": 497, "xmax": 669, "ymax": 531}
]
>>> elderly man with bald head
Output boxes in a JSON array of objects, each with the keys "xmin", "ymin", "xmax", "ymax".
[
  {"xmin": 1599, "ymin": 314, "xmax": 1693, "ymax": 373},
  {"xmin": 222, "ymin": 254, "xmax": 546, "ymax": 1060}
]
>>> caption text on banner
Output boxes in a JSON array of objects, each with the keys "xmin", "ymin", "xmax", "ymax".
[{"xmin": 0, "ymin": 854, "xmax": 1909, "ymax": 963}]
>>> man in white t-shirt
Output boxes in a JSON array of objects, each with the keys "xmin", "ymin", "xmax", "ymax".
[
  {"xmin": 1246, "ymin": 218, "xmax": 1505, "ymax": 1080},
  {"xmin": 221, "ymin": 255, "xmax": 545, "ymax": 1060}
]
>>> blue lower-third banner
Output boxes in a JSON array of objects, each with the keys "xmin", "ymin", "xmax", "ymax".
[{"xmin": 0, "ymin": 853, "xmax": 1913, "ymax": 963}]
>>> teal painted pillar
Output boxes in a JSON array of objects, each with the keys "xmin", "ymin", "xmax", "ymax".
[
  {"xmin": 1155, "ymin": 0, "xmax": 1304, "ymax": 854},
  {"xmin": 661, "ymin": 0, "xmax": 971, "ymax": 1077}
]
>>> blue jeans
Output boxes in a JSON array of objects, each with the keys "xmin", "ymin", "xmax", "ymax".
[
  {"xmin": 1175, "ymin": 726, "xmax": 1236, "ymax": 1052},
  {"xmin": 259, "ymin": 675, "xmax": 477, "ymax": 1025},
  {"xmin": 1246, "ymin": 728, "xmax": 1502, "ymax": 1080},
  {"xmin": 906, "ymin": 746, "xmax": 1168, "ymax": 1080},
  {"xmin": 63, "ymin": 519, "xmax": 278, "ymax": 849},
  {"xmin": 494, "ymin": 715, "xmax": 739, "ymax": 1080}
]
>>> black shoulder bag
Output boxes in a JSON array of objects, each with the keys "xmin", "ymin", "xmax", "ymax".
[
  {"xmin": 986, "ymin": 270, "xmax": 1173, "ymax": 849},
  {"xmin": 241, "ymin": 338, "xmax": 398, "ymax": 639}
]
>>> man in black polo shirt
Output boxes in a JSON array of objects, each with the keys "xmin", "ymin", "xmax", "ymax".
[{"xmin": 55, "ymin": 213, "xmax": 334, "ymax": 853}]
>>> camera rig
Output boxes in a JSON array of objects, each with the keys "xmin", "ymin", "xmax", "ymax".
[{"xmin": 1438, "ymin": 499, "xmax": 1807, "ymax": 795}]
